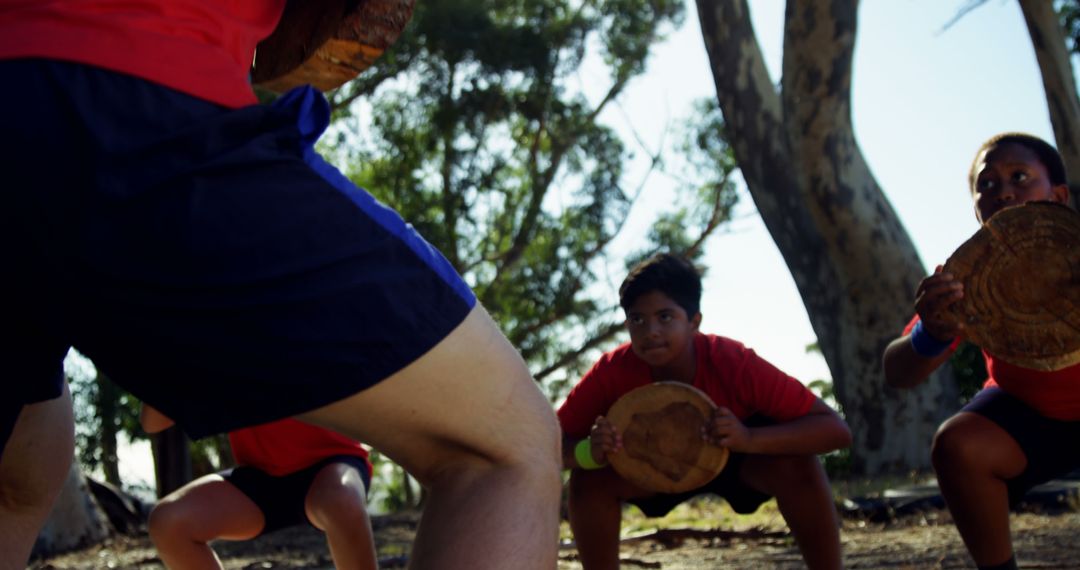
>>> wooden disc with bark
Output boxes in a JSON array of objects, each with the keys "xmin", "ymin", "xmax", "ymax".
[
  {"xmin": 606, "ymin": 382, "xmax": 729, "ymax": 494},
  {"xmin": 252, "ymin": 0, "xmax": 415, "ymax": 93},
  {"xmin": 943, "ymin": 201, "xmax": 1080, "ymax": 371}
]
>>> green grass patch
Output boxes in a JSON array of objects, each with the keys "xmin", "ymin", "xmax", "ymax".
[{"xmin": 558, "ymin": 496, "xmax": 791, "ymax": 542}]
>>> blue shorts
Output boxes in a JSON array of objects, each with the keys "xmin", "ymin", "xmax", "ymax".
[
  {"xmin": 962, "ymin": 387, "xmax": 1080, "ymax": 506},
  {"xmin": 223, "ymin": 455, "xmax": 372, "ymax": 536},
  {"xmin": 2, "ymin": 60, "xmax": 475, "ymax": 440}
]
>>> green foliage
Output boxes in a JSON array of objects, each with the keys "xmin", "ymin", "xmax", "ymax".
[
  {"xmin": 949, "ymin": 341, "xmax": 987, "ymax": 404},
  {"xmin": 628, "ymin": 99, "xmax": 738, "ymax": 268},
  {"xmin": 324, "ymin": 0, "xmax": 741, "ymax": 400},
  {"xmin": 368, "ymin": 450, "xmax": 422, "ymax": 513},
  {"xmin": 320, "ymin": 0, "xmax": 745, "ymax": 511},
  {"xmin": 67, "ymin": 350, "xmax": 231, "ymax": 489},
  {"xmin": 66, "ymin": 351, "xmax": 143, "ymax": 484},
  {"xmin": 1059, "ymin": 0, "xmax": 1080, "ymax": 54}
]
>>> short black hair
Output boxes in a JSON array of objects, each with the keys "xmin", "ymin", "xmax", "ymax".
[
  {"xmin": 619, "ymin": 253, "xmax": 702, "ymax": 317},
  {"xmin": 968, "ymin": 132, "xmax": 1068, "ymax": 191}
]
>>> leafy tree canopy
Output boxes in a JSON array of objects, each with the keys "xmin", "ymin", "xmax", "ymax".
[{"xmin": 323, "ymin": 0, "xmax": 738, "ymax": 397}]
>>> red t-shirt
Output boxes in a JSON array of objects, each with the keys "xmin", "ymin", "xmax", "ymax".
[
  {"xmin": 0, "ymin": 1, "xmax": 285, "ymax": 108},
  {"xmin": 903, "ymin": 316, "xmax": 1080, "ymax": 421},
  {"xmin": 228, "ymin": 418, "xmax": 372, "ymax": 478},
  {"xmin": 557, "ymin": 333, "xmax": 817, "ymax": 438}
]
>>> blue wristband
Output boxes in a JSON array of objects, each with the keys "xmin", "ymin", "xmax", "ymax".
[{"xmin": 910, "ymin": 319, "xmax": 954, "ymax": 358}]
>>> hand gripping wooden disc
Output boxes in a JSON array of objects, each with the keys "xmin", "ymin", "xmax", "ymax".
[
  {"xmin": 606, "ymin": 382, "xmax": 729, "ymax": 494},
  {"xmin": 942, "ymin": 201, "xmax": 1080, "ymax": 371},
  {"xmin": 252, "ymin": 0, "xmax": 415, "ymax": 93}
]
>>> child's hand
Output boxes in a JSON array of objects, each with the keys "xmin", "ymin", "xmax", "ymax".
[
  {"xmin": 914, "ymin": 266, "xmax": 965, "ymax": 341},
  {"xmin": 702, "ymin": 407, "xmax": 751, "ymax": 452},
  {"xmin": 589, "ymin": 416, "xmax": 622, "ymax": 463}
]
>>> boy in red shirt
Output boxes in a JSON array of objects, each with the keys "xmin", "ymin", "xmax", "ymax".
[
  {"xmin": 142, "ymin": 406, "xmax": 376, "ymax": 570},
  {"xmin": 883, "ymin": 132, "xmax": 1076, "ymax": 570},
  {"xmin": 559, "ymin": 253, "xmax": 851, "ymax": 570}
]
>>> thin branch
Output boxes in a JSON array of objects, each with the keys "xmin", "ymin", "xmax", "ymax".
[
  {"xmin": 533, "ymin": 320, "xmax": 625, "ymax": 382},
  {"xmin": 684, "ymin": 178, "xmax": 734, "ymax": 259},
  {"xmin": 937, "ymin": 0, "xmax": 990, "ymax": 35}
]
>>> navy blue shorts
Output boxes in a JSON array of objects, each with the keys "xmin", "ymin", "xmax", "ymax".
[
  {"xmin": 962, "ymin": 388, "xmax": 1080, "ymax": 506},
  {"xmin": 2, "ymin": 59, "xmax": 475, "ymax": 440},
  {"xmin": 629, "ymin": 416, "xmax": 773, "ymax": 517},
  {"xmin": 223, "ymin": 455, "xmax": 372, "ymax": 536}
]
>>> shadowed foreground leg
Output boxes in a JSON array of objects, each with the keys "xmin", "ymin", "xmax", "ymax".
[
  {"xmin": 932, "ymin": 412, "xmax": 1026, "ymax": 568},
  {"xmin": 567, "ymin": 467, "xmax": 650, "ymax": 570},
  {"xmin": 300, "ymin": 305, "xmax": 562, "ymax": 570},
  {"xmin": 741, "ymin": 454, "xmax": 842, "ymax": 570},
  {"xmin": 0, "ymin": 385, "xmax": 74, "ymax": 570}
]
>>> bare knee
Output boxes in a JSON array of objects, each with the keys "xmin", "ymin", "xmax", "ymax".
[
  {"xmin": 0, "ymin": 462, "xmax": 66, "ymax": 514},
  {"xmin": 930, "ymin": 415, "xmax": 1020, "ymax": 478},
  {"xmin": 0, "ymin": 394, "xmax": 74, "ymax": 515},
  {"xmin": 423, "ymin": 389, "xmax": 562, "ymax": 493},
  {"xmin": 505, "ymin": 406, "xmax": 561, "ymax": 477},
  {"xmin": 931, "ymin": 422, "xmax": 980, "ymax": 475},
  {"xmin": 148, "ymin": 497, "xmax": 196, "ymax": 545},
  {"xmin": 306, "ymin": 466, "xmax": 370, "ymax": 530}
]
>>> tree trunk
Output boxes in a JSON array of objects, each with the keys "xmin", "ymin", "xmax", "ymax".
[
  {"xmin": 696, "ymin": 0, "xmax": 958, "ymax": 474},
  {"xmin": 32, "ymin": 462, "xmax": 111, "ymax": 558},
  {"xmin": 1017, "ymin": 0, "xmax": 1080, "ymax": 201},
  {"xmin": 151, "ymin": 426, "xmax": 192, "ymax": 497},
  {"xmin": 94, "ymin": 374, "xmax": 122, "ymax": 487}
]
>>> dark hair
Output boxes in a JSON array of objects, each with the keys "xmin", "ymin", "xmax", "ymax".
[
  {"xmin": 968, "ymin": 132, "xmax": 1068, "ymax": 191},
  {"xmin": 619, "ymin": 253, "xmax": 702, "ymax": 317}
]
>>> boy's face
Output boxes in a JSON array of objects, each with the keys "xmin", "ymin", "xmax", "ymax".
[
  {"xmin": 624, "ymin": 290, "xmax": 701, "ymax": 371},
  {"xmin": 972, "ymin": 142, "xmax": 1070, "ymax": 224}
]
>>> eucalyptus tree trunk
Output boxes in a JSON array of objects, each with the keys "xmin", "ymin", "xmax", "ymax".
[
  {"xmin": 94, "ymin": 374, "xmax": 122, "ymax": 487},
  {"xmin": 695, "ymin": 0, "xmax": 958, "ymax": 474},
  {"xmin": 1018, "ymin": 0, "xmax": 1080, "ymax": 201},
  {"xmin": 151, "ymin": 426, "xmax": 193, "ymax": 497}
]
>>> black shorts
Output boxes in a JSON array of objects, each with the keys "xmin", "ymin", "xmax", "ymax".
[
  {"xmin": 962, "ymin": 387, "xmax": 1080, "ymax": 505},
  {"xmin": 2, "ymin": 59, "xmax": 475, "ymax": 440},
  {"xmin": 223, "ymin": 455, "xmax": 372, "ymax": 536},
  {"xmin": 629, "ymin": 416, "xmax": 773, "ymax": 517}
]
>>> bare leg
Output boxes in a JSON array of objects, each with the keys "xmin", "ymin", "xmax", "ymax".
[
  {"xmin": 304, "ymin": 462, "xmax": 377, "ymax": 570},
  {"xmin": 566, "ymin": 467, "xmax": 650, "ymax": 570},
  {"xmin": 148, "ymin": 474, "xmax": 265, "ymax": 569},
  {"xmin": 0, "ymin": 384, "xmax": 74, "ymax": 570},
  {"xmin": 741, "ymin": 454, "xmax": 842, "ymax": 570},
  {"xmin": 299, "ymin": 305, "xmax": 562, "ymax": 570},
  {"xmin": 932, "ymin": 412, "xmax": 1026, "ymax": 567}
]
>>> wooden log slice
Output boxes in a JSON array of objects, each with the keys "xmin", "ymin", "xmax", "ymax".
[
  {"xmin": 253, "ymin": 0, "xmax": 415, "ymax": 93},
  {"xmin": 606, "ymin": 382, "xmax": 729, "ymax": 494},
  {"xmin": 942, "ymin": 201, "xmax": 1080, "ymax": 371}
]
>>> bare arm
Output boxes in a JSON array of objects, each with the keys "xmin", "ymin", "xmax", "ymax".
[
  {"xmin": 882, "ymin": 334, "xmax": 956, "ymax": 388},
  {"xmin": 140, "ymin": 404, "xmax": 175, "ymax": 434},
  {"xmin": 882, "ymin": 268, "xmax": 965, "ymax": 389},
  {"xmin": 705, "ymin": 399, "xmax": 851, "ymax": 455}
]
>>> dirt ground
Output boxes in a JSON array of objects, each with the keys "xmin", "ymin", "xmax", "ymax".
[{"xmin": 30, "ymin": 498, "xmax": 1080, "ymax": 570}]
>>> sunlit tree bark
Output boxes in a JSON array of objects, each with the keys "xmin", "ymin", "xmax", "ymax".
[{"xmin": 696, "ymin": 0, "xmax": 959, "ymax": 474}]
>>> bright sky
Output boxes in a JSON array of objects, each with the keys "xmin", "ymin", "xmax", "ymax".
[{"xmin": 599, "ymin": 0, "xmax": 1071, "ymax": 385}]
